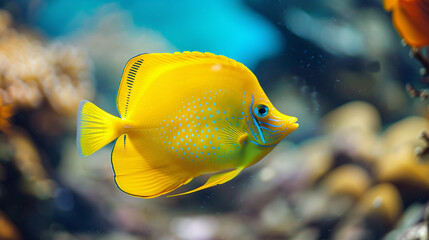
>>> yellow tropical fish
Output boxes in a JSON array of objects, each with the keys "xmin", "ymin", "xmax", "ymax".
[{"xmin": 77, "ymin": 52, "xmax": 298, "ymax": 198}]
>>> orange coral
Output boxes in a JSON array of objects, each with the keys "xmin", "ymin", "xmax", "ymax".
[
  {"xmin": 0, "ymin": 96, "xmax": 12, "ymax": 133},
  {"xmin": 0, "ymin": 210, "xmax": 21, "ymax": 240},
  {"xmin": 384, "ymin": 0, "xmax": 429, "ymax": 47}
]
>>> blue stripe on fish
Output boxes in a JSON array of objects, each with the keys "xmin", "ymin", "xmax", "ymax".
[
  {"xmin": 260, "ymin": 125, "xmax": 278, "ymax": 133},
  {"xmin": 249, "ymin": 140, "xmax": 277, "ymax": 148},
  {"xmin": 260, "ymin": 121, "xmax": 283, "ymax": 128},
  {"xmin": 250, "ymin": 95, "xmax": 266, "ymax": 144},
  {"xmin": 249, "ymin": 127, "xmax": 258, "ymax": 139}
]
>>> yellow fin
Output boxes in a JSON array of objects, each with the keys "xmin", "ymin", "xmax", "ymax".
[
  {"xmin": 112, "ymin": 134, "xmax": 193, "ymax": 198},
  {"xmin": 238, "ymin": 133, "xmax": 248, "ymax": 146},
  {"xmin": 168, "ymin": 168, "xmax": 243, "ymax": 197},
  {"xmin": 77, "ymin": 100, "xmax": 123, "ymax": 157},
  {"xmin": 220, "ymin": 124, "xmax": 248, "ymax": 146},
  {"xmin": 116, "ymin": 52, "xmax": 251, "ymax": 120}
]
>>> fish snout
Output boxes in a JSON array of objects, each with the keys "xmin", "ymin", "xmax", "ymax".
[{"xmin": 285, "ymin": 116, "xmax": 299, "ymax": 134}]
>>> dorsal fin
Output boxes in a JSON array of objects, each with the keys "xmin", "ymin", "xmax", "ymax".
[{"xmin": 116, "ymin": 52, "xmax": 251, "ymax": 119}]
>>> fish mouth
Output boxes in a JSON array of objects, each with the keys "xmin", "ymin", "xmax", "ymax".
[{"xmin": 287, "ymin": 117, "xmax": 299, "ymax": 132}]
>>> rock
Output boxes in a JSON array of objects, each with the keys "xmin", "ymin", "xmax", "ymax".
[
  {"xmin": 356, "ymin": 183, "xmax": 402, "ymax": 227},
  {"xmin": 321, "ymin": 101, "xmax": 381, "ymax": 135},
  {"xmin": 383, "ymin": 116, "xmax": 429, "ymax": 152},
  {"xmin": 322, "ymin": 164, "xmax": 371, "ymax": 199}
]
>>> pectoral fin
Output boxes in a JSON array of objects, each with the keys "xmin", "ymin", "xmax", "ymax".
[
  {"xmin": 220, "ymin": 124, "xmax": 248, "ymax": 147},
  {"xmin": 168, "ymin": 168, "xmax": 244, "ymax": 197}
]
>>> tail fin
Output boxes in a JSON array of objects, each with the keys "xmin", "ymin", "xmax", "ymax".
[{"xmin": 77, "ymin": 100, "xmax": 123, "ymax": 157}]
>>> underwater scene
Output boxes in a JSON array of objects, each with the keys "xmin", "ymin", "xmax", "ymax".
[{"xmin": 1, "ymin": 0, "xmax": 429, "ymax": 239}]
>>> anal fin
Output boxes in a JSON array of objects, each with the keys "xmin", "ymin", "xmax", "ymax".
[
  {"xmin": 113, "ymin": 134, "xmax": 193, "ymax": 198},
  {"xmin": 168, "ymin": 168, "xmax": 243, "ymax": 197}
]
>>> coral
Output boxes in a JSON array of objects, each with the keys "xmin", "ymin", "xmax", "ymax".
[
  {"xmin": 0, "ymin": 96, "xmax": 12, "ymax": 133},
  {"xmin": 406, "ymin": 48, "xmax": 429, "ymax": 98},
  {"xmin": 0, "ymin": 210, "xmax": 20, "ymax": 240},
  {"xmin": 0, "ymin": 10, "xmax": 93, "ymax": 115},
  {"xmin": 0, "ymin": 9, "xmax": 95, "ymax": 239},
  {"xmin": 0, "ymin": 9, "xmax": 93, "ymax": 199},
  {"xmin": 356, "ymin": 183, "xmax": 403, "ymax": 226},
  {"xmin": 0, "ymin": 1, "xmax": 428, "ymax": 239},
  {"xmin": 238, "ymin": 101, "xmax": 429, "ymax": 239},
  {"xmin": 321, "ymin": 164, "xmax": 371, "ymax": 199},
  {"xmin": 9, "ymin": 129, "xmax": 56, "ymax": 199}
]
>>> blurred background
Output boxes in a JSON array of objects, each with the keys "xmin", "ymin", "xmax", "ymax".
[{"xmin": 0, "ymin": 0, "xmax": 428, "ymax": 239}]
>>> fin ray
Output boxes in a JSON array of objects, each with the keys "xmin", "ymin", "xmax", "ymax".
[
  {"xmin": 168, "ymin": 168, "xmax": 243, "ymax": 197},
  {"xmin": 112, "ymin": 135, "xmax": 192, "ymax": 198},
  {"xmin": 219, "ymin": 124, "xmax": 248, "ymax": 146},
  {"xmin": 116, "ymin": 52, "xmax": 252, "ymax": 120},
  {"xmin": 77, "ymin": 100, "xmax": 122, "ymax": 157}
]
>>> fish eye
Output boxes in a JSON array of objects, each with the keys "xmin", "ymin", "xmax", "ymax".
[{"xmin": 254, "ymin": 104, "xmax": 269, "ymax": 117}]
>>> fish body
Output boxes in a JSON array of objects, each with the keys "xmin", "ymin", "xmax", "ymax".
[
  {"xmin": 384, "ymin": 0, "xmax": 429, "ymax": 47},
  {"xmin": 77, "ymin": 52, "xmax": 298, "ymax": 198}
]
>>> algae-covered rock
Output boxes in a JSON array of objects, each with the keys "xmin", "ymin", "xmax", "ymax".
[
  {"xmin": 383, "ymin": 116, "xmax": 429, "ymax": 152},
  {"xmin": 356, "ymin": 183, "xmax": 402, "ymax": 226},
  {"xmin": 321, "ymin": 101, "xmax": 381, "ymax": 134},
  {"xmin": 322, "ymin": 164, "xmax": 371, "ymax": 199}
]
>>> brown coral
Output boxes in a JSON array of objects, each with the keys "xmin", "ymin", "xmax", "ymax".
[{"xmin": 0, "ymin": 10, "xmax": 93, "ymax": 115}]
